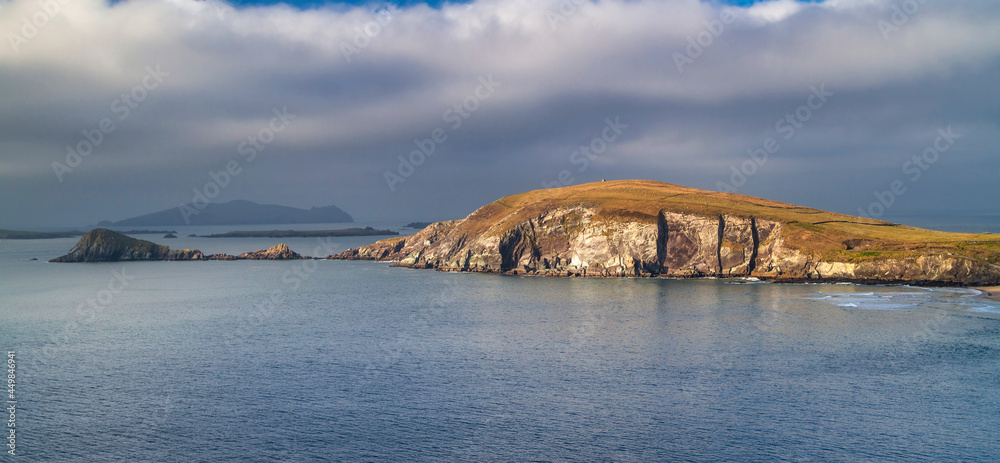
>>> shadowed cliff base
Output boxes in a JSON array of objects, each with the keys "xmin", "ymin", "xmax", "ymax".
[{"xmin": 331, "ymin": 180, "xmax": 1000, "ymax": 286}]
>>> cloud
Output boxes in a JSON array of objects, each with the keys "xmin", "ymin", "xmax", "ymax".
[{"xmin": 1, "ymin": 0, "xmax": 999, "ymax": 228}]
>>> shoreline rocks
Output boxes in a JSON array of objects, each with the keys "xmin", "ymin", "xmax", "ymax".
[
  {"xmin": 50, "ymin": 229, "xmax": 306, "ymax": 262},
  {"xmin": 237, "ymin": 244, "xmax": 302, "ymax": 260},
  {"xmin": 330, "ymin": 180, "xmax": 1000, "ymax": 286}
]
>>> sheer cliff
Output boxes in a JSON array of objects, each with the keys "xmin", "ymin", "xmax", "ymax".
[{"xmin": 332, "ymin": 180, "xmax": 1000, "ymax": 285}]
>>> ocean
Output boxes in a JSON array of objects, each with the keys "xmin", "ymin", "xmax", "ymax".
[{"xmin": 2, "ymin": 228, "xmax": 999, "ymax": 462}]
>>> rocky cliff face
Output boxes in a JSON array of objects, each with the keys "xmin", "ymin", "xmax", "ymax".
[
  {"xmin": 332, "ymin": 181, "xmax": 1000, "ymax": 286},
  {"xmin": 51, "ymin": 229, "xmax": 305, "ymax": 262},
  {"xmin": 51, "ymin": 229, "xmax": 176, "ymax": 262},
  {"xmin": 237, "ymin": 244, "xmax": 302, "ymax": 260},
  {"xmin": 333, "ymin": 207, "xmax": 786, "ymax": 277}
]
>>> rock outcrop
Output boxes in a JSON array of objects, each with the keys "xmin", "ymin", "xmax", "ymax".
[
  {"xmin": 331, "ymin": 180, "xmax": 1000, "ymax": 286},
  {"xmin": 51, "ymin": 229, "xmax": 183, "ymax": 262},
  {"xmin": 237, "ymin": 244, "xmax": 302, "ymax": 260},
  {"xmin": 51, "ymin": 229, "xmax": 305, "ymax": 262},
  {"xmin": 164, "ymin": 249, "xmax": 205, "ymax": 261}
]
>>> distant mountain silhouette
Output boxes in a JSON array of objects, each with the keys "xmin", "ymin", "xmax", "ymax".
[{"xmin": 103, "ymin": 200, "xmax": 353, "ymax": 226}]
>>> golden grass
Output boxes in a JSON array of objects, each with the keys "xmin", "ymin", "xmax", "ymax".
[{"xmin": 438, "ymin": 180, "xmax": 1000, "ymax": 264}]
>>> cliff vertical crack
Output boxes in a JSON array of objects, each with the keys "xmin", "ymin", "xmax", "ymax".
[
  {"xmin": 748, "ymin": 217, "xmax": 759, "ymax": 275},
  {"xmin": 499, "ymin": 226, "xmax": 523, "ymax": 272},
  {"xmin": 656, "ymin": 210, "xmax": 669, "ymax": 274},
  {"xmin": 716, "ymin": 215, "xmax": 725, "ymax": 276}
]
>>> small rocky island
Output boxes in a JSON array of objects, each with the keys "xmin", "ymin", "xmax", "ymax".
[
  {"xmin": 197, "ymin": 227, "xmax": 396, "ymax": 238},
  {"xmin": 51, "ymin": 229, "xmax": 305, "ymax": 262},
  {"xmin": 332, "ymin": 180, "xmax": 1000, "ymax": 286},
  {"xmin": 48, "ymin": 181, "xmax": 1000, "ymax": 287}
]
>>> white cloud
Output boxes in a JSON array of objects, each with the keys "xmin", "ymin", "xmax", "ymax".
[{"xmin": 745, "ymin": 0, "xmax": 804, "ymax": 22}]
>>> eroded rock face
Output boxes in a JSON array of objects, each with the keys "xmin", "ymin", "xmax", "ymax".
[
  {"xmin": 331, "ymin": 206, "xmax": 782, "ymax": 277},
  {"xmin": 164, "ymin": 249, "xmax": 205, "ymax": 261},
  {"xmin": 330, "ymin": 206, "xmax": 1000, "ymax": 285},
  {"xmin": 236, "ymin": 244, "xmax": 303, "ymax": 260},
  {"xmin": 51, "ymin": 229, "xmax": 305, "ymax": 262},
  {"xmin": 51, "ymin": 229, "xmax": 174, "ymax": 262},
  {"xmin": 802, "ymin": 254, "xmax": 1000, "ymax": 285}
]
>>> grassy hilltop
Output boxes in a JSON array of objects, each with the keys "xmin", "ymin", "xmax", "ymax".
[
  {"xmin": 473, "ymin": 180, "xmax": 1000, "ymax": 265},
  {"xmin": 334, "ymin": 180, "xmax": 1000, "ymax": 283}
]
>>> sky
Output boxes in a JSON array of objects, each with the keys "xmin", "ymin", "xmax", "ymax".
[{"xmin": 0, "ymin": 0, "xmax": 998, "ymax": 228}]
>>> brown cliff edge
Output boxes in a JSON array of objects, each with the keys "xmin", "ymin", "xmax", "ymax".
[{"xmin": 330, "ymin": 180, "xmax": 1000, "ymax": 286}]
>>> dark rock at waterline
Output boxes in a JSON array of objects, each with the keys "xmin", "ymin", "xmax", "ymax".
[
  {"xmin": 237, "ymin": 244, "xmax": 303, "ymax": 260},
  {"xmin": 51, "ymin": 229, "xmax": 305, "ymax": 262},
  {"xmin": 331, "ymin": 180, "xmax": 1000, "ymax": 286}
]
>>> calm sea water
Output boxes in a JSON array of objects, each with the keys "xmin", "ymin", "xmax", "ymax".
[{"xmin": 2, "ymin": 234, "xmax": 999, "ymax": 462}]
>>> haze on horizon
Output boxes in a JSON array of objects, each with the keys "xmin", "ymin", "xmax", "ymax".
[{"xmin": 1, "ymin": 0, "xmax": 998, "ymax": 229}]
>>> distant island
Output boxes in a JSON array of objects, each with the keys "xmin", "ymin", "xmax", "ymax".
[
  {"xmin": 47, "ymin": 181, "xmax": 1000, "ymax": 287},
  {"xmin": 51, "ymin": 229, "xmax": 307, "ymax": 262},
  {"xmin": 404, "ymin": 222, "xmax": 433, "ymax": 229},
  {"xmin": 0, "ymin": 229, "xmax": 175, "ymax": 239},
  {"xmin": 332, "ymin": 180, "xmax": 1000, "ymax": 286},
  {"xmin": 198, "ymin": 228, "xmax": 397, "ymax": 238},
  {"xmin": 116, "ymin": 230, "xmax": 178, "ymax": 235},
  {"xmin": 0, "ymin": 229, "xmax": 82, "ymax": 239},
  {"xmin": 100, "ymin": 200, "xmax": 353, "ymax": 226}
]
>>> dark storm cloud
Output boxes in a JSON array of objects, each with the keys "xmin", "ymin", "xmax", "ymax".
[{"xmin": 1, "ymin": 0, "xmax": 998, "ymax": 227}]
